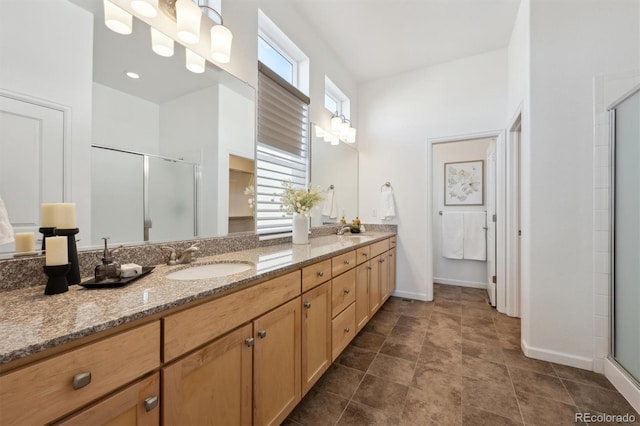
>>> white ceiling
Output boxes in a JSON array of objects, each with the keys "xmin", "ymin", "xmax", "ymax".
[{"xmin": 291, "ymin": 0, "xmax": 521, "ymax": 82}]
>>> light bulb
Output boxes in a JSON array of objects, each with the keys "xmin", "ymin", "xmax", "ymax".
[
  {"xmin": 346, "ymin": 127, "xmax": 356, "ymax": 143},
  {"xmin": 186, "ymin": 49, "xmax": 205, "ymax": 73},
  {"xmin": 210, "ymin": 24, "xmax": 232, "ymax": 63},
  {"xmin": 331, "ymin": 135, "xmax": 339, "ymax": 146},
  {"xmin": 176, "ymin": 0, "xmax": 201, "ymax": 45},
  {"xmin": 131, "ymin": 0, "xmax": 158, "ymax": 17},
  {"xmin": 103, "ymin": 0, "xmax": 132, "ymax": 35},
  {"xmin": 151, "ymin": 28, "xmax": 174, "ymax": 57},
  {"xmin": 331, "ymin": 115, "xmax": 342, "ymax": 132}
]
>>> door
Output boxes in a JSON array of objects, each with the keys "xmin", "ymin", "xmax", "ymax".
[
  {"xmin": 0, "ymin": 96, "xmax": 64, "ymax": 253},
  {"xmin": 301, "ymin": 282, "xmax": 331, "ymax": 396},
  {"xmin": 253, "ymin": 297, "xmax": 301, "ymax": 426},
  {"xmin": 486, "ymin": 140, "xmax": 497, "ymax": 306},
  {"xmin": 162, "ymin": 324, "xmax": 253, "ymax": 426}
]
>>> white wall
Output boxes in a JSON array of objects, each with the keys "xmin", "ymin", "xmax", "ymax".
[
  {"xmin": 522, "ymin": 0, "xmax": 640, "ymax": 369},
  {"xmin": 358, "ymin": 49, "xmax": 508, "ymax": 300},
  {"xmin": 0, "ymin": 0, "xmax": 93, "ymax": 243},
  {"xmin": 432, "ymin": 138, "xmax": 491, "ymax": 288}
]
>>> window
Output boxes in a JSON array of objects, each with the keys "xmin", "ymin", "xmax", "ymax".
[
  {"xmin": 258, "ymin": 36, "xmax": 294, "ymax": 84},
  {"xmin": 324, "ymin": 76, "xmax": 350, "ymax": 119},
  {"xmin": 324, "ymin": 94, "xmax": 339, "ymax": 116}
]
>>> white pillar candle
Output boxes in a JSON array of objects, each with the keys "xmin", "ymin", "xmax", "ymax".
[
  {"xmin": 45, "ymin": 236, "xmax": 68, "ymax": 266},
  {"xmin": 14, "ymin": 232, "xmax": 35, "ymax": 253},
  {"xmin": 56, "ymin": 203, "xmax": 77, "ymax": 229},
  {"xmin": 41, "ymin": 203, "xmax": 57, "ymax": 227}
]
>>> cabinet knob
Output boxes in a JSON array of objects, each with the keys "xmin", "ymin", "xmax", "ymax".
[
  {"xmin": 362, "ymin": 253, "xmax": 368, "ymax": 257},
  {"xmin": 343, "ymin": 259, "xmax": 350, "ymax": 265},
  {"xmin": 343, "ymin": 288, "xmax": 350, "ymax": 295},
  {"xmin": 366, "ymin": 266, "xmax": 372, "ymax": 270},
  {"xmin": 144, "ymin": 396, "xmax": 159, "ymax": 412},
  {"xmin": 258, "ymin": 330, "xmax": 267, "ymax": 339},
  {"xmin": 245, "ymin": 337, "xmax": 255, "ymax": 347},
  {"xmin": 72, "ymin": 372, "xmax": 91, "ymax": 390},
  {"xmin": 317, "ymin": 271, "xmax": 324, "ymax": 277},
  {"xmin": 379, "ymin": 259, "xmax": 385, "ymax": 263},
  {"xmin": 304, "ymin": 301, "xmax": 312, "ymax": 309},
  {"xmin": 344, "ymin": 327, "xmax": 350, "ymax": 333}
]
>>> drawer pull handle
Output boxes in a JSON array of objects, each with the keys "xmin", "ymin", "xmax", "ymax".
[
  {"xmin": 258, "ymin": 330, "xmax": 267, "ymax": 339},
  {"xmin": 343, "ymin": 260, "xmax": 350, "ymax": 265},
  {"xmin": 366, "ymin": 266, "xmax": 372, "ymax": 270},
  {"xmin": 343, "ymin": 288, "xmax": 350, "ymax": 295},
  {"xmin": 344, "ymin": 327, "xmax": 350, "ymax": 333},
  {"xmin": 245, "ymin": 337, "xmax": 255, "ymax": 347},
  {"xmin": 144, "ymin": 396, "xmax": 159, "ymax": 412},
  {"xmin": 317, "ymin": 271, "xmax": 324, "ymax": 277},
  {"xmin": 72, "ymin": 372, "xmax": 92, "ymax": 390},
  {"xmin": 379, "ymin": 259, "xmax": 385, "ymax": 263},
  {"xmin": 304, "ymin": 301, "xmax": 312, "ymax": 309}
]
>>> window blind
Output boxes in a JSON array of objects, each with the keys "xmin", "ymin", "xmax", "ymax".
[{"xmin": 256, "ymin": 62, "xmax": 310, "ymax": 236}]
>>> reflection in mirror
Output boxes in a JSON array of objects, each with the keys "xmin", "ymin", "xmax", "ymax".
[
  {"xmin": 0, "ymin": 0, "xmax": 255, "ymax": 256},
  {"xmin": 228, "ymin": 155, "xmax": 255, "ymax": 233},
  {"xmin": 310, "ymin": 123, "xmax": 359, "ymax": 226}
]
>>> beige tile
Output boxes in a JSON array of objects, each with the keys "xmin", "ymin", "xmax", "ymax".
[
  {"xmin": 429, "ymin": 311, "xmax": 462, "ymax": 332},
  {"xmin": 370, "ymin": 309, "xmax": 401, "ymax": 325},
  {"xmin": 314, "ymin": 363, "xmax": 365, "ymax": 399},
  {"xmin": 351, "ymin": 374, "xmax": 409, "ymax": 418},
  {"xmin": 402, "ymin": 301, "xmax": 433, "ymax": 318},
  {"xmin": 381, "ymin": 297, "xmax": 410, "ymax": 313},
  {"xmin": 462, "ymin": 405, "xmax": 523, "ymax": 426},
  {"xmin": 461, "ymin": 339, "xmax": 505, "ymax": 364},
  {"xmin": 363, "ymin": 320, "xmax": 395, "ymax": 337},
  {"xmin": 412, "ymin": 367, "xmax": 462, "ymax": 396},
  {"xmin": 498, "ymin": 334, "xmax": 522, "ymax": 351},
  {"xmin": 461, "ymin": 325, "xmax": 499, "ymax": 345},
  {"xmin": 387, "ymin": 325, "xmax": 427, "ymax": 346},
  {"xmin": 417, "ymin": 346, "xmax": 462, "ymax": 375},
  {"xmin": 462, "ymin": 376, "xmax": 521, "ymax": 422},
  {"xmin": 424, "ymin": 328, "xmax": 462, "ymax": 352},
  {"xmin": 434, "ymin": 300, "xmax": 463, "ymax": 315},
  {"xmin": 461, "ymin": 306, "xmax": 495, "ymax": 319},
  {"xmin": 336, "ymin": 345, "xmax": 377, "ymax": 372},
  {"xmin": 350, "ymin": 331, "xmax": 386, "ymax": 352},
  {"xmin": 337, "ymin": 401, "xmax": 400, "ymax": 426},
  {"xmin": 400, "ymin": 386, "xmax": 462, "ymax": 425},
  {"xmin": 502, "ymin": 348, "xmax": 555, "ymax": 375},
  {"xmin": 380, "ymin": 340, "xmax": 421, "ymax": 362},
  {"xmin": 395, "ymin": 315, "xmax": 430, "ymax": 332},
  {"xmin": 551, "ymin": 364, "xmax": 617, "ymax": 391},
  {"xmin": 461, "ymin": 355, "xmax": 511, "ymax": 386},
  {"xmin": 509, "ymin": 366, "xmax": 574, "ymax": 405},
  {"xmin": 288, "ymin": 388, "xmax": 349, "ymax": 426},
  {"xmin": 368, "ymin": 353, "xmax": 416, "ymax": 386},
  {"xmin": 516, "ymin": 391, "xmax": 583, "ymax": 426},
  {"xmin": 564, "ymin": 380, "xmax": 640, "ymax": 418}
]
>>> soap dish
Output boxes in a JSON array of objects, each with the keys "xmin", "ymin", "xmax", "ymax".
[{"xmin": 79, "ymin": 266, "xmax": 155, "ymax": 288}]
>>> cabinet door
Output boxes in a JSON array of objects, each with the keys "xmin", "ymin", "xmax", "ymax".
[
  {"xmin": 254, "ymin": 297, "xmax": 301, "ymax": 426},
  {"xmin": 355, "ymin": 262, "xmax": 370, "ymax": 332},
  {"xmin": 379, "ymin": 252, "xmax": 391, "ymax": 302},
  {"xmin": 369, "ymin": 255, "xmax": 381, "ymax": 315},
  {"xmin": 162, "ymin": 324, "xmax": 253, "ymax": 426},
  {"xmin": 389, "ymin": 247, "xmax": 397, "ymax": 294},
  {"xmin": 301, "ymin": 282, "xmax": 331, "ymax": 396},
  {"xmin": 57, "ymin": 373, "xmax": 160, "ymax": 426}
]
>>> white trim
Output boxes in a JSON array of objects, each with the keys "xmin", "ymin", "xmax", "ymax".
[
  {"xmin": 434, "ymin": 278, "xmax": 488, "ymax": 289},
  {"xmin": 605, "ymin": 358, "xmax": 640, "ymax": 413},
  {"xmin": 521, "ymin": 339, "xmax": 593, "ymax": 370},
  {"xmin": 391, "ymin": 290, "xmax": 430, "ymax": 301}
]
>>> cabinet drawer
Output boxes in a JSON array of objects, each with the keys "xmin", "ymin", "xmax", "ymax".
[
  {"xmin": 164, "ymin": 270, "xmax": 301, "ymax": 361},
  {"xmin": 331, "ymin": 303, "xmax": 356, "ymax": 361},
  {"xmin": 0, "ymin": 322, "xmax": 160, "ymax": 426},
  {"xmin": 331, "ymin": 250, "xmax": 356, "ymax": 276},
  {"xmin": 331, "ymin": 269, "xmax": 356, "ymax": 317},
  {"xmin": 302, "ymin": 259, "xmax": 332, "ymax": 292},
  {"xmin": 356, "ymin": 245, "xmax": 371, "ymax": 265},
  {"xmin": 389, "ymin": 237, "xmax": 397, "ymax": 248},
  {"xmin": 370, "ymin": 239, "xmax": 390, "ymax": 258}
]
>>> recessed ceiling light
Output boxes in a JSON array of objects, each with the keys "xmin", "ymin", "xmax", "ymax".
[{"xmin": 126, "ymin": 71, "xmax": 140, "ymax": 79}]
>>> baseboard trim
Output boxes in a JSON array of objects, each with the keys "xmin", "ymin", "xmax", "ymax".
[
  {"xmin": 391, "ymin": 290, "xmax": 431, "ymax": 302},
  {"xmin": 433, "ymin": 277, "xmax": 488, "ymax": 289},
  {"xmin": 521, "ymin": 339, "xmax": 593, "ymax": 370},
  {"xmin": 605, "ymin": 358, "xmax": 640, "ymax": 413}
]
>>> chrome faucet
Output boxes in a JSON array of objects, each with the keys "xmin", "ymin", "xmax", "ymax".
[
  {"xmin": 337, "ymin": 226, "xmax": 351, "ymax": 235},
  {"xmin": 161, "ymin": 244, "xmax": 200, "ymax": 265}
]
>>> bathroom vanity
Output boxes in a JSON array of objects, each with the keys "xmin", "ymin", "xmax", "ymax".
[{"xmin": 0, "ymin": 232, "xmax": 396, "ymax": 425}]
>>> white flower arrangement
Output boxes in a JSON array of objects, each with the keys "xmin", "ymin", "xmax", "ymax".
[
  {"xmin": 243, "ymin": 185, "xmax": 255, "ymax": 209},
  {"xmin": 280, "ymin": 181, "xmax": 324, "ymax": 215}
]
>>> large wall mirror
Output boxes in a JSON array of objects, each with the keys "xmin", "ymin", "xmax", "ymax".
[{"xmin": 0, "ymin": 0, "xmax": 255, "ymax": 256}]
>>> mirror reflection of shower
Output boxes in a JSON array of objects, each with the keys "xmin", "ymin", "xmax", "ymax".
[
  {"xmin": 91, "ymin": 145, "xmax": 199, "ymax": 245},
  {"xmin": 228, "ymin": 154, "xmax": 255, "ymax": 233}
]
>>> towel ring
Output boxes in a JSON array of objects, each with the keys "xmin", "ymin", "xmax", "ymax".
[
  {"xmin": 328, "ymin": 184, "xmax": 335, "ymax": 190},
  {"xmin": 380, "ymin": 182, "xmax": 392, "ymax": 191}
]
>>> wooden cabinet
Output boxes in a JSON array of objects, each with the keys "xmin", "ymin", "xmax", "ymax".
[
  {"xmin": 0, "ymin": 322, "xmax": 160, "ymax": 426},
  {"xmin": 57, "ymin": 373, "xmax": 160, "ymax": 426},
  {"xmin": 389, "ymin": 247, "xmax": 397, "ymax": 295},
  {"xmin": 356, "ymin": 245, "xmax": 370, "ymax": 265},
  {"xmin": 379, "ymin": 252, "xmax": 391, "ymax": 302},
  {"xmin": 355, "ymin": 261, "xmax": 371, "ymax": 332},
  {"xmin": 253, "ymin": 297, "xmax": 301, "ymax": 426},
  {"xmin": 369, "ymin": 254, "xmax": 382, "ymax": 315},
  {"xmin": 162, "ymin": 324, "xmax": 253, "ymax": 426},
  {"xmin": 301, "ymin": 281, "xmax": 331, "ymax": 396},
  {"xmin": 331, "ymin": 250, "xmax": 356, "ymax": 276},
  {"xmin": 302, "ymin": 259, "xmax": 332, "ymax": 293},
  {"xmin": 331, "ymin": 268, "xmax": 356, "ymax": 316},
  {"xmin": 331, "ymin": 303, "xmax": 356, "ymax": 361}
]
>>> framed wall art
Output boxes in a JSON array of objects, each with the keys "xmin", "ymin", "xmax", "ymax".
[{"xmin": 444, "ymin": 160, "xmax": 484, "ymax": 206}]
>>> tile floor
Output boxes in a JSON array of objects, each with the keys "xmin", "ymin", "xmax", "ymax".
[{"xmin": 284, "ymin": 284, "xmax": 640, "ymax": 426}]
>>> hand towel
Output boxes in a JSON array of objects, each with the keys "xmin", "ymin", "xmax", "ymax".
[
  {"xmin": 378, "ymin": 187, "xmax": 396, "ymax": 220},
  {"xmin": 0, "ymin": 198, "xmax": 14, "ymax": 245},
  {"xmin": 322, "ymin": 188, "xmax": 339, "ymax": 218},
  {"xmin": 463, "ymin": 211, "xmax": 486, "ymax": 261},
  {"xmin": 441, "ymin": 212, "xmax": 463, "ymax": 259}
]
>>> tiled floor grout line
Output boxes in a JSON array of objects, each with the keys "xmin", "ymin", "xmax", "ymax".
[{"xmin": 495, "ymin": 310, "xmax": 527, "ymax": 425}]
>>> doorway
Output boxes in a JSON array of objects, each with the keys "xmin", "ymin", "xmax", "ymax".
[{"xmin": 505, "ymin": 114, "xmax": 522, "ymax": 317}]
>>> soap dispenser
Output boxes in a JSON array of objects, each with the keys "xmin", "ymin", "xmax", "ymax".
[{"xmin": 94, "ymin": 237, "xmax": 121, "ymax": 282}]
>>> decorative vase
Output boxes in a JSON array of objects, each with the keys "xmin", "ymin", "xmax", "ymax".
[{"xmin": 292, "ymin": 212, "xmax": 309, "ymax": 244}]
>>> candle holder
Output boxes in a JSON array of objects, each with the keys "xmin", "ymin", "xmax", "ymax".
[
  {"xmin": 39, "ymin": 227, "xmax": 56, "ymax": 251},
  {"xmin": 43, "ymin": 263, "xmax": 70, "ymax": 295},
  {"xmin": 54, "ymin": 228, "xmax": 80, "ymax": 285}
]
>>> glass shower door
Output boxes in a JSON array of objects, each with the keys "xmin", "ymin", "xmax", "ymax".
[{"xmin": 611, "ymin": 87, "xmax": 640, "ymax": 382}]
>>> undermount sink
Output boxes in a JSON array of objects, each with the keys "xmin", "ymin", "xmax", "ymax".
[
  {"xmin": 345, "ymin": 235, "xmax": 375, "ymax": 242},
  {"xmin": 165, "ymin": 262, "xmax": 252, "ymax": 281}
]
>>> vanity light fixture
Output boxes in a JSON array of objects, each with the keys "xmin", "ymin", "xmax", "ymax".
[
  {"xmin": 328, "ymin": 111, "xmax": 357, "ymax": 144},
  {"xmin": 330, "ymin": 135, "xmax": 340, "ymax": 146},
  {"xmin": 176, "ymin": 0, "xmax": 202, "ymax": 45},
  {"xmin": 103, "ymin": 0, "xmax": 133, "ymax": 35},
  {"xmin": 185, "ymin": 48, "xmax": 205, "ymax": 73},
  {"xmin": 151, "ymin": 27, "xmax": 174, "ymax": 57},
  {"xmin": 131, "ymin": 0, "xmax": 158, "ymax": 18}
]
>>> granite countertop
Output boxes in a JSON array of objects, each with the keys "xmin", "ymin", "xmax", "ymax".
[{"xmin": 0, "ymin": 232, "xmax": 395, "ymax": 365}]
